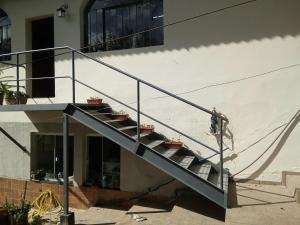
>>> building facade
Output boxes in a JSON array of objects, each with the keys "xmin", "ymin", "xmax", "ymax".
[{"xmin": 0, "ymin": 0, "xmax": 299, "ymax": 208}]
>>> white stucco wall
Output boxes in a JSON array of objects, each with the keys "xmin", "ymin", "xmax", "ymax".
[{"xmin": 0, "ymin": 0, "xmax": 299, "ymax": 182}]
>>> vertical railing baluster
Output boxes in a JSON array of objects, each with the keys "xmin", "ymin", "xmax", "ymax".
[
  {"xmin": 137, "ymin": 81, "xmax": 140, "ymax": 142},
  {"xmin": 72, "ymin": 50, "xmax": 75, "ymax": 104},
  {"xmin": 220, "ymin": 118, "xmax": 224, "ymax": 190},
  {"xmin": 16, "ymin": 54, "xmax": 20, "ymax": 104}
]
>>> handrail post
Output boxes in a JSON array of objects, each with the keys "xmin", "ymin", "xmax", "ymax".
[
  {"xmin": 220, "ymin": 118, "xmax": 224, "ymax": 190},
  {"xmin": 72, "ymin": 50, "xmax": 75, "ymax": 104},
  {"xmin": 16, "ymin": 53, "xmax": 20, "ymax": 104},
  {"xmin": 137, "ymin": 81, "xmax": 140, "ymax": 142}
]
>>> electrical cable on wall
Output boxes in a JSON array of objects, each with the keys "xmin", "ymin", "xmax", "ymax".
[
  {"xmin": 231, "ymin": 108, "xmax": 300, "ymax": 178},
  {"xmin": 0, "ymin": 0, "xmax": 259, "ymax": 73}
]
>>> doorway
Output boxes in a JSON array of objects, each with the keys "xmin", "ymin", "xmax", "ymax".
[
  {"xmin": 87, "ymin": 136, "xmax": 120, "ymax": 189},
  {"xmin": 31, "ymin": 17, "xmax": 55, "ymax": 98}
]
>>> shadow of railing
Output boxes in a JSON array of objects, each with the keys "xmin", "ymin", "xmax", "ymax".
[{"xmin": 0, "ymin": 127, "xmax": 30, "ymax": 156}]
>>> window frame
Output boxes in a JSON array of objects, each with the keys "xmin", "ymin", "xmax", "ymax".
[
  {"xmin": 83, "ymin": 0, "xmax": 164, "ymax": 52},
  {"xmin": 30, "ymin": 133, "xmax": 74, "ymax": 183}
]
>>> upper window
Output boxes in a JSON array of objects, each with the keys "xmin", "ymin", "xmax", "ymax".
[
  {"xmin": 0, "ymin": 9, "xmax": 11, "ymax": 61},
  {"xmin": 84, "ymin": 0, "xmax": 164, "ymax": 52}
]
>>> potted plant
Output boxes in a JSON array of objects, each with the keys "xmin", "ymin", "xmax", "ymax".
[
  {"xmin": 0, "ymin": 82, "xmax": 9, "ymax": 105},
  {"xmin": 5, "ymin": 90, "xmax": 17, "ymax": 105},
  {"xmin": 19, "ymin": 91, "xmax": 29, "ymax": 104},
  {"xmin": 87, "ymin": 96, "xmax": 103, "ymax": 105},
  {"xmin": 140, "ymin": 124, "xmax": 155, "ymax": 134},
  {"xmin": 3, "ymin": 201, "xmax": 31, "ymax": 225},
  {"xmin": 164, "ymin": 138, "xmax": 184, "ymax": 149},
  {"xmin": 111, "ymin": 110, "xmax": 129, "ymax": 121},
  {"xmin": 30, "ymin": 169, "xmax": 46, "ymax": 181}
]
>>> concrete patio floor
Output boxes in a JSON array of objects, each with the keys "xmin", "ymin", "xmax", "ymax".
[{"xmin": 43, "ymin": 182, "xmax": 300, "ymax": 225}]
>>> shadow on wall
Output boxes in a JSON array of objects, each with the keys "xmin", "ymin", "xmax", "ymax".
[
  {"xmin": 229, "ymin": 109, "xmax": 300, "ymax": 179},
  {"xmin": 25, "ymin": 0, "xmax": 300, "ymax": 63},
  {"xmin": 229, "ymin": 181, "xmax": 296, "ymax": 208},
  {"xmin": 0, "ymin": 127, "xmax": 30, "ymax": 156},
  {"xmin": 85, "ymin": 0, "xmax": 300, "ymax": 57},
  {"xmin": 246, "ymin": 109, "xmax": 300, "ymax": 180}
]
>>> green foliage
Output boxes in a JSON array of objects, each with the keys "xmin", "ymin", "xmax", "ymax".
[
  {"xmin": 3, "ymin": 201, "xmax": 31, "ymax": 225},
  {"xmin": 0, "ymin": 82, "xmax": 12, "ymax": 96},
  {"xmin": 30, "ymin": 215, "xmax": 42, "ymax": 225}
]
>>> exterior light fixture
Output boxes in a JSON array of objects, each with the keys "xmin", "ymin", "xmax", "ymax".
[{"xmin": 57, "ymin": 4, "xmax": 68, "ymax": 18}]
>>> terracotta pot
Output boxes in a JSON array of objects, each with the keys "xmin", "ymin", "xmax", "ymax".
[
  {"xmin": 20, "ymin": 96, "xmax": 28, "ymax": 104},
  {"xmin": 5, "ymin": 98, "xmax": 18, "ymax": 105},
  {"xmin": 164, "ymin": 141, "xmax": 183, "ymax": 149},
  {"xmin": 112, "ymin": 114, "xmax": 129, "ymax": 121},
  {"xmin": 87, "ymin": 98, "xmax": 103, "ymax": 105},
  {"xmin": 140, "ymin": 127, "xmax": 155, "ymax": 134}
]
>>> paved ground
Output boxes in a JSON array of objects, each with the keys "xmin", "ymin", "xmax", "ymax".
[{"xmin": 43, "ymin": 182, "xmax": 300, "ymax": 225}]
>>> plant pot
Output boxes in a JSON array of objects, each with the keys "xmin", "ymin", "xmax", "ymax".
[
  {"xmin": 112, "ymin": 113, "xmax": 129, "ymax": 121},
  {"xmin": 5, "ymin": 98, "xmax": 18, "ymax": 105},
  {"xmin": 164, "ymin": 141, "xmax": 183, "ymax": 149},
  {"xmin": 0, "ymin": 94, "xmax": 3, "ymax": 105},
  {"xmin": 87, "ymin": 98, "xmax": 103, "ymax": 105},
  {"xmin": 10, "ymin": 214, "xmax": 28, "ymax": 225},
  {"xmin": 140, "ymin": 127, "xmax": 155, "ymax": 134},
  {"xmin": 0, "ymin": 208, "xmax": 10, "ymax": 225},
  {"xmin": 19, "ymin": 97, "xmax": 28, "ymax": 105}
]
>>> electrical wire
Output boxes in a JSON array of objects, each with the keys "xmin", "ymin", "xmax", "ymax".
[
  {"xmin": 231, "ymin": 109, "xmax": 300, "ymax": 178},
  {"xmin": 0, "ymin": 0, "xmax": 259, "ymax": 73}
]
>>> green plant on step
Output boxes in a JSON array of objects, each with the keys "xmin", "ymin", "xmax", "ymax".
[
  {"xmin": 30, "ymin": 215, "xmax": 42, "ymax": 225},
  {"xmin": 3, "ymin": 201, "xmax": 31, "ymax": 225}
]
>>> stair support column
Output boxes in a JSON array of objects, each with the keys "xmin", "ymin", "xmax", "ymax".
[{"xmin": 60, "ymin": 113, "xmax": 75, "ymax": 225}]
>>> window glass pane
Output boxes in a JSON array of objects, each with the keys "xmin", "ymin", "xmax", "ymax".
[
  {"xmin": 96, "ymin": 9, "xmax": 104, "ymax": 50},
  {"xmin": 90, "ymin": 10, "xmax": 97, "ymax": 51},
  {"xmin": 31, "ymin": 135, "xmax": 55, "ymax": 177},
  {"xmin": 31, "ymin": 134, "xmax": 74, "ymax": 181},
  {"xmin": 0, "ymin": 9, "xmax": 11, "ymax": 60}
]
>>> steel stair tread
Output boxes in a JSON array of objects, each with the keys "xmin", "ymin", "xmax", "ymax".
[
  {"xmin": 146, "ymin": 140, "xmax": 164, "ymax": 149},
  {"xmin": 210, "ymin": 171, "xmax": 229, "ymax": 193},
  {"xmin": 131, "ymin": 132, "xmax": 152, "ymax": 139},
  {"xmin": 160, "ymin": 148, "xmax": 179, "ymax": 159},
  {"xmin": 190, "ymin": 163, "xmax": 212, "ymax": 180},
  {"xmin": 104, "ymin": 118, "xmax": 125, "ymax": 123},
  {"xmin": 175, "ymin": 156, "xmax": 195, "ymax": 169},
  {"xmin": 118, "ymin": 126, "xmax": 137, "ymax": 131}
]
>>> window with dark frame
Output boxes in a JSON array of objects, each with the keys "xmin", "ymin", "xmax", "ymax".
[
  {"xmin": 31, "ymin": 134, "xmax": 74, "ymax": 182},
  {"xmin": 0, "ymin": 9, "xmax": 11, "ymax": 61},
  {"xmin": 84, "ymin": 0, "xmax": 164, "ymax": 52}
]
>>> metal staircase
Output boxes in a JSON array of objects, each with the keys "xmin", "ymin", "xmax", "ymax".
[
  {"xmin": 0, "ymin": 46, "xmax": 229, "ymax": 209},
  {"xmin": 64, "ymin": 103, "xmax": 229, "ymax": 208}
]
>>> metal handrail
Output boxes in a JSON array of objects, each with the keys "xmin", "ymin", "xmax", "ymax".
[
  {"xmin": 0, "ymin": 46, "xmax": 227, "ymax": 121},
  {"xmin": 1, "ymin": 75, "xmax": 220, "ymax": 154},
  {"xmin": 74, "ymin": 50, "xmax": 228, "ymax": 121},
  {"xmin": 0, "ymin": 46, "xmax": 225, "ymax": 189}
]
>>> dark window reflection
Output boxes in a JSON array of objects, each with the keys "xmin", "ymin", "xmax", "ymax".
[
  {"xmin": 0, "ymin": 9, "xmax": 11, "ymax": 61},
  {"xmin": 85, "ymin": 0, "xmax": 164, "ymax": 52}
]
